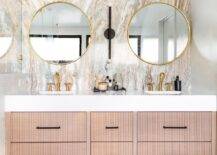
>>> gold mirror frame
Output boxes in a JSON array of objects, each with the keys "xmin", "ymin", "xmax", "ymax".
[
  {"xmin": 127, "ymin": 2, "xmax": 191, "ymax": 66},
  {"xmin": 28, "ymin": 1, "xmax": 93, "ymax": 65},
  {"xmin": 0, "ymin": 11, "xmax": 14, "ymax": 60}
]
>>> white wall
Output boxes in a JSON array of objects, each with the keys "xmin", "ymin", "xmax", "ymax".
[{"xmin": 191, "ymin": 0, "xmax": 217, "ymax": 94}]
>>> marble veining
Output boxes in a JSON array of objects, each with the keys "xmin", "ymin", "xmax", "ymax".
[
  {"xmin": 1, "ymin": 0, "xmax": 191, "ymax": 94},
  {"xmin": 0, "ymin": 0, "xmax": 22, "ymax": 73}
]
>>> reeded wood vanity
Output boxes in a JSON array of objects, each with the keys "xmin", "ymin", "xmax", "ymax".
[
  {"xmin": 4, "ymin": 95, "xmax": 217, "ymax": 155},
  {"xmin": 5, "ymin": 112, "xmax": 216, "ymax": 155}
]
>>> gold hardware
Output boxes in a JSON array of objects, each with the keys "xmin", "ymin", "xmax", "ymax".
[
  {"xmin": 28, "ymin": 2, "xmax": 94, "ymax": 65},
  {"xmin": 65, "ymin": 83, "xmax": 73, "ymax": 91},
  {"xmin": 47, "ymin": 83, "xmax": 54, "ymax": 91},
  {"xmin": 17, "ymin": 54, "xmax": 23, "ymax": 63},
  {"xmin": 147, "ymin": 83, "xmax": 154, "ymax": 91},
  {"xmin": 145, "ymin": 66, "xmax": 154, "ymax": 91},
  {"xmin": 157, "ymin": 72, "xmax": 166, "ymax": 91},
  {"xmin": 53, "ymin": 72, "xmax": 61, "ymax": 91},
  {"xmin": 127, "ymin": 2, "xmax": 191, "ymax": 66},
  {"xmin": 54, "ymin": 83, "xmax": 61, "ymax": 91},
  {"xmin": 165, "ymin": 82, "xmax": 173, "ymax": 91}
]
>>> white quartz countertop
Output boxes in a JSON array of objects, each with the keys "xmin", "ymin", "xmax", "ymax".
[{"xmin": 3, "ymin": 95, "xmax": 216, "ymax": 111}]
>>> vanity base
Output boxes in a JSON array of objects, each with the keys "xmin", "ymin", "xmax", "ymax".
[{"xmin": 5, "ymin": 112, "xmax": 216, "ymax": 155}]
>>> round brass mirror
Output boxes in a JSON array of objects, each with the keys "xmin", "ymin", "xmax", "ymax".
[
  {"xmin": 29, "ymin": 2, "xmax": 91, "ymax": 65},
  {"xmin": 0, "ymin": 9, "xmax": 13, "ymax": 58},
  {"xmin": 128, "ymin": 3, "xmax": 191, "ymax": 65}
]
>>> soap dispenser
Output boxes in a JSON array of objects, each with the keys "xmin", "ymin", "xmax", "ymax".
[{"xmin": 174, "ymin": 76, "xmax": 182, "ymax": 91}]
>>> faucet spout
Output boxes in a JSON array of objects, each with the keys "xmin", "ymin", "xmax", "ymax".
[{"xmin": 157, "ymin": 72, "xmax": 166, "ymax": 91}]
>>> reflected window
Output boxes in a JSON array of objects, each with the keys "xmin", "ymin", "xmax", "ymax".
[
  {"xmin": 0, "ymin": 37, "xmax": 12, "ymax": 57},
  {"xmin": 30, "ymin": 35, "xmax": 82, "ymax": 60},
  {"xmin": 141, "ymin": 38, "xmax": 159, "ymax": 63},
  {"xmin": 128, "ymin": 3, "xmax": 189, "ymax": 65},
  {"xmin": 168, "ymin": 39, "xmax": 175, "ymax": 61},
  {"xmin": 129, "ymin": 35, "xmax": 141, "ymax": 56},
  {"xmin": 29, "ymin": 2, "xmax": 91, "ymax": 64}
]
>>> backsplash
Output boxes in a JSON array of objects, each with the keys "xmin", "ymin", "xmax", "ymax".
[
  {"xmin": 0, "ymin": 0, "xmax": 191, "ymax": 94},
  {"xmin": 0, "ymin": 0, "xmax": 22, "ymax": 73}
]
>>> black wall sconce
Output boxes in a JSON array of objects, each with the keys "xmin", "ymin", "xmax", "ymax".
[{"xmin": 104, "ymin": 6, "xmax": 115, "ymax": 60}]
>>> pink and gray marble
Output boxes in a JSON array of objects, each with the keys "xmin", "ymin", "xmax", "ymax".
[
  {"xmin": 1, "ymin": 0, "xmax": 191, "ymax": 94},
  {"xmin": 0, "ymin": 0, "xmax": 22, "ymax": 73}
]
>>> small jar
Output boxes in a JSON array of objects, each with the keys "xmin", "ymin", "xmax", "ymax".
[{"xmin": 98, "ymin": 82, "xmax": 108, "ymax": 92}]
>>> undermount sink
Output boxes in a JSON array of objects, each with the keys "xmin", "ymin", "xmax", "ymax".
[
  {"xmin": 145, "ymin": 91, "xmax": 182, "ymax": 95},
  {"xmin": 39, "ymin": 91, "xmax": 74, "ymax": 95}
]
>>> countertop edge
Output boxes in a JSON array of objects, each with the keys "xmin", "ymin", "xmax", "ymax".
[{"xmin": 3, "ymin": 95, "xmax": 216, "ymax": 112}]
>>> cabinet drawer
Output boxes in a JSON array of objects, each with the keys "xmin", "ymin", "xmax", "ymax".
[
  {"xmin": 138, "ymin": 112, "xmax": 212, "ymax": 141},
  {"xmin": 11, "ymin": 143, "xmax": 86, "ymax": 155},
  {"xmin": 138, "ymin": 142, "xmax": 211, "ymax": 155},
  {"xmin": 91, "ymin": 112, "xmax": 133, "ymax": 141},
  {"xmin": 91, "ymin": 142, "xmax": 133, "ymax": 155},
  {"xmin": 11, "ymin": 112, "xmax": 86, "ymax": 142}
]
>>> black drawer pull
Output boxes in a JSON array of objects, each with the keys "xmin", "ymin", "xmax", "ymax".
[
  {"xmin": 36, "ymin": 126, "xmax": 61, "ymax": 130},
  {"xmin": 105, "ymin": 126, "xmax": 119, "ymax": 129},
  {"xmin": 163, "ymin": 126, "xmax": 187, "ymax": 129}
]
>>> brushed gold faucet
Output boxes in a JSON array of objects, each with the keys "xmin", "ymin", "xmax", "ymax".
[
  {"xmin": 53, "ymin": 72, "xmax": 61, "ymax": 91},
  {"xmin": 65, "ymin": 83, "xmax": 73, "ymax": 91},
  {"xmin": 165, "ymin": 82, "xmax": 173, "ymax": 91},
  {"xmin": 47, "ymin": 83, "xmax": 54, "ymax": 91},
  {"xmin": 145, "ymin": 66, "xmax": 154, "ymax": 91},
  {"xmin": 157, "ymin": 72, "xmax": 166, "ymax": 91}
]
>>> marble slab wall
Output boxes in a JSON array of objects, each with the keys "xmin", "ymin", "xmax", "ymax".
[
  {"xmin": 1, "ymin": 0, "xmax": 191, "ymax": 94},
  {"xmin": 0, "ymin": 0, "xmax": 22, "ymax": 73}
]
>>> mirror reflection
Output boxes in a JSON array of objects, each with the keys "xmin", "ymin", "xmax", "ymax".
[
  {"xmin": 30, "ymin": 2, "xmax": 91, "ymax": 65},
  {"xmin": 128, "ymin": 3, "xmax": 190, "ymax": 65},
  {"xmin": 0, "ymin": 9, "xmax": 13, "ymax": 58}
]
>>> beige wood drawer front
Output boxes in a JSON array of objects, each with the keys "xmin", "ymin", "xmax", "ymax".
[
  {"xmin": 11, "ymin": 143, "xmax": 86, "ymax": 155},
  {"xmin": 138, "ymin": 112, "xmax": 212, "ymax": 142},
  {"xmin": 91, "ymin": 142, "xmax": 133, "ymax": 155},
  {"xmin": 138, "ymin": 142, "xmax": 212, "ymax": 155},
  {"xmin": 91, "ymin": 112, "xmax": 133, "ymax": 141},
  {"xmin": 11, "ymin": 112, "xmax": 87, "ymax": 142}
]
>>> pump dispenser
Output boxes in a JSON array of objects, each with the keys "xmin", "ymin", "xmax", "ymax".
[{"xmin": 174, "ymin": 76, "xmax": 182, "ymax": 91}]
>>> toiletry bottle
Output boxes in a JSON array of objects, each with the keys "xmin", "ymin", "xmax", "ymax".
[
  {"xmin": 112, "ymin": 79, "xmax": 116, "ymax": 87},
  {"xmin": 108, "ymin": 79, "xmax": 113, "ymax": 88},
  {"xmin": 106, "ymin": 76, "xmax": 110, "ymax": 83},
  {"xmin": 174, "ymin": 76, "xmax": 182, "ymax": 91},
  {"xmin": 114, "ymin": 83, "xmax": 119, "ymax": 91}
]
